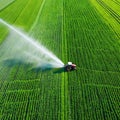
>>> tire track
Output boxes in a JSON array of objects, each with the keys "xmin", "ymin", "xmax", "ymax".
[
  {"xmin": 61, "ymin": 0, "xmax": 65, "ymax": 119},
  {"xmin": 61, "ymin": 0, "xmax": 72, "ymax": 119},
  {"xmin": 96, "ymin": 0, "xmax": 120, "ymax": 24},
  {"xmin": 29, "ymin": 0, "xmax": 46, "ymax": 32}
]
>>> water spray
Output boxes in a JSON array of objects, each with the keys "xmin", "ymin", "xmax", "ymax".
[{"xmin": 0, "ymin": 19, "xmax": 64, "ymax": 70}]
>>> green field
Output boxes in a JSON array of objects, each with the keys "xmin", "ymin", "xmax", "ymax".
[{"xmin": 0, "ymin": 0, "xmax": 120, "ymax": 120}]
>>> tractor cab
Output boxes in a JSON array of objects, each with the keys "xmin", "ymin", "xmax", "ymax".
[{"xmin": 65, "ymin": 62, "xmax": 76, "ymax": 72}]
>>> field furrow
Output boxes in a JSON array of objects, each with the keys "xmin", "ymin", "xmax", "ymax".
[
  {"xmin": 0, "ymin": 0, "xmax": 15, "ymax": 11},
  {"xmin": 97, "ymin": 0, "xmax": 120, "ymax": 24},
  {"xmin": 90, "ymin": 0, "xmax": 120, "ymax": 38},
  {"xmin": 0, "ymin": 0, "xmax": 120, "ymax": 119}
]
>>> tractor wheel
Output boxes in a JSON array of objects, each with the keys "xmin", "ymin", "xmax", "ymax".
[{"xmin": 66, "ymin": 66, "xmax": 72, "ymax": 71}]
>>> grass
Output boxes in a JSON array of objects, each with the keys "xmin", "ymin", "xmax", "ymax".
[{"xmin": 0, "ymin": 0, "xmax": 120, "ymax": 119}]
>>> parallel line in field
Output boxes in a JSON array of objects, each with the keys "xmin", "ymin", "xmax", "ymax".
[
  {"xmin": 64, "ymin": 29, "xmax": 120, "ymax": 33},
  {"xmin": 63, "ymin": 6, "xmax": 72, "ymax": 120},
  {"xmin": 78, "ymin": 67, "xmax": 120, "ymax": 74},
  {"xmin": 111, "ymin": 0, "xmax": 120, "ymax": 7},
  {"xmin": 0, "ymin": 0, "xmax": 29, "ymax": 46},
  {"xmin": 14, "ymin": 0, "xmax": 32, "ymax": 24},
  {"xmin": 65, "ymin": 45, "xmax": 120, "ymax": 52},
  {"xmin": 11, "ymin": 0, "xmax": 30, "ymax": 24},
  {"xmin": 24, "ymin": 96, "xmax": 30, "ymax": 120},
  {"xmin": 1, "ymin": 98, "xmax": 61, "ymax": 105},
  {"xmin": 97, "ymin": 0, "xmax": 120, "ymax": 24},
  {"xmin": 0, "ymin": 88, "xmax": 40, "ymax": 93},
  {"xmin": 29, "ymin": 0, "xmax": 46, "ymax": 32},
  {"xmin": 61, "ymin": 0, "xmax": 65, "ymax": 119},
  {"xmin": 101, "ymin": 0, "xmax": 120, "ymax": 17},
  {"xmin": 84, "ymin": 83, "xmax": 120, "ymax": 89},
  {"xmin": 90, "ymin": 0, "xmax": 120, "ymax": 40},
  {"xmin": 12, "ymin": 66, "xmax": 21, "ymax": 80},
  {"xmin": 1, "ymin": 86, "xmax": 119, "ymax": 105},
  {"xmin": 61, "ymin": 1, "xmax": 72, "ymax": 119},
  {"xmin": 64, "ymin": 17, "xmax": 114, "ymax": 21},
  {"xmin": 3, "ymin": 79, "xmax": 120, "ymax": 94},
  {"xmin": 0, "ymin": 0, "xmax": 15, "ymax": 12},
  {"xmin": 0, "ymin": 68, "xmax": 11, "ymax": 89},
  {"xmin": 38, "ymin": 28, "xmax": 119, "ymax": 32},
  {"xmin": 8, "ymin": 79, "xmax": 41, "ymax": 83}
]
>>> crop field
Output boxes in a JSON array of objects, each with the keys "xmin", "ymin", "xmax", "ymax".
[{"xmin": 0, "ymin": 0, "xmax": 120, "ymax": 120}]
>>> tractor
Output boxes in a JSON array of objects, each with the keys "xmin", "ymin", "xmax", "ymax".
[{"xmin": 64, "ymin": 62, "xmax": 76, "ymax": 72}]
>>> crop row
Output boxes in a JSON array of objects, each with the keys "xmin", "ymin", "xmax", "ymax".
[
  {"xmin": 64, "ymin": 0, "xmax": 120, "ymax": 119},
  {"xmin": 63, "ymin": 1, "xmax": 120, "ymax": 72},
  {"xmin": 68, "ymin": 70, "xmax": 119, "ymax": 119},
  {"xmin": 0, "ymin": 0, "xmax": 47, "ymax": 82},
  {"xmin": 14, "ymin": 0, "xmax": 43, "ymax": 31},
  {"xmin": 0, "ymin": 0, "xmax": 29, "ymax": 23},
  {"xmin": 73, "ymin": 68, "xmax": 120, "ymax": 88},
  {"xmin": 103, "ymin": 0, "xmax": 120, "ymax": 16},
  {"xmin": 0, "ymin": 0, "xmax": 62, "ymax": 119},
  {"xmin": 30, "ymin": 0, "xmax": 63, "ymax": 55},
  {"xmin": 0, "ymin": 0, "xmax": 120, "ymax": 119},
  {"xmin": 64, "ymin": 29, "xmax": 119, "ymax": 50},
  {"xmin": 112, "ymin": 0, "xmax": 120, "ymax": 5},
  {"xmin": 0, "ymin": 76, "xmax": 62, "ymax": 119},
  {"xmin": 0, "ymin": 0, "xmax": 15, "ymax": 11},
  {"xmin": 68, "ymin": 46, "xmax": 120, "ymax": 72},
  {"xmin": 90, "ymin": 0, "xmax": 120, "ymax": 38},
  {"xmin": 96, "ymin": 0, "xmax": 120, "ymax": 24},
  {"xmin": 0, "ymin": 0, "xmax": 29, "ymax": 44}
]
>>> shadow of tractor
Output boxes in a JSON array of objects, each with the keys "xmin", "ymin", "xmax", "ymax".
[{"xmin": 2, "ymin": 59, "xmax": 65, "ymax": 74}]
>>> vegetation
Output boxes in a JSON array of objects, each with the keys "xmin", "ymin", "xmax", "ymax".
[
  {"xmin": 0, "ymin": 0, "xmax": 120, "ymax": 119},
  {"xmin": 90, "ymin": 0, "xmax": 120, "ymax": 34}
]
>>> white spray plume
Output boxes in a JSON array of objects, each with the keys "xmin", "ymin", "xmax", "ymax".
[{"xmin": 0, "ymin": 19, "xmax": 64, "ymax": 69}]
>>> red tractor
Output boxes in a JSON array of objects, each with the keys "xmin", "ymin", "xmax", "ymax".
[{"xmin": 64, "ymin": 62, "xmax": 76, "ymax": 72}]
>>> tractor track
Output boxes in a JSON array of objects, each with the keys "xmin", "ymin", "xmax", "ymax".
[
  {"xmin": 96, "ymin": 0, "xmax": 120, "ymax": 24},
  {"xmin": 29, "ymin": 0, "xmax": 46, "ymax": 32},
  {"xmin": 61, "ymin": 0, "xmax": 72, "ymax": 119}
]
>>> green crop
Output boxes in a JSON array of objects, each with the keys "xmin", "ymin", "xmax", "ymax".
[
  {"xmin": 0, "ymin": 0, "xmax": 15, "ymax": 11},
  {"xmin": 0, "ymin": 0, "xmax": 120, "ymax": 120}
]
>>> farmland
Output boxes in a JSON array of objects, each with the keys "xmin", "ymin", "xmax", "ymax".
[{"xmin": 0, "ymin": 0, "xmax": 120, "ymax": 120}]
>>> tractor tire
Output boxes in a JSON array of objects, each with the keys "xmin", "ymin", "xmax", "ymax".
[{"xmin": 66, "ymin": 66, "xmax": 72, "ymax": 71}]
